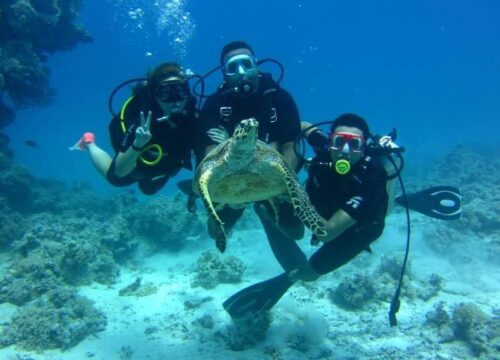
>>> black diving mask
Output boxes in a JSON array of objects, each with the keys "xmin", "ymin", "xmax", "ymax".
[{"xmin": 153, "ymin": 81, "xmax": 189, "ymax": 103}]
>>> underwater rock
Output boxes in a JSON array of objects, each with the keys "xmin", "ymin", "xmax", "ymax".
[
  {"xmin": 0, "ymin": 287, "xmax": 106, "ymax": 351},
  {"xmin": 191, "ymin": 251, "xmax": 245, "ymax": 289}
]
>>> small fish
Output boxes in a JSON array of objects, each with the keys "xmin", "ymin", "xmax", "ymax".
[{"xmin": 25, "ymin": 140, "xmax": 39, "ymax": 148}]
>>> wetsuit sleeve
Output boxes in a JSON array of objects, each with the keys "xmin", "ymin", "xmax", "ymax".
[
  {"xmin": 272, "ymin": 88, "xmax": 301, "ymax": 144},
  {"xmin": 306, "ymin": 129, "xmax": 329, "ymax": 153},
  {"xmin": 198, "ymin": 95, "xmax": 222, "ymax": 150},
  {"xmin": 109, "ymin": 97, "xmax": 141, "ymax": 153},
  {"xmin": 340, "ymin": 166, "xmax": 388, "ymax": 222}
]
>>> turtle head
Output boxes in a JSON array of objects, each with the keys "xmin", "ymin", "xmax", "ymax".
[{"xmin": 232, "ymin": 117, "xmax": 259, "ymax": 150}]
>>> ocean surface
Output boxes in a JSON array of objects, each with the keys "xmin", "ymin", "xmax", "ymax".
[{"xmin": 1, "ymin": 1, "xmax": 499, "ymax": 359}]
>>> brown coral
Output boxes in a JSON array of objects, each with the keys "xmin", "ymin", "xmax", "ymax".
[{"xmin": 0, "ymin": 0, "xmax": 92, "ymax": 128}]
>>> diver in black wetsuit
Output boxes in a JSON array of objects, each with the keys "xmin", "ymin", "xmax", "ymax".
[
  {"xmin": 72, "ymin": 63, "xmax": 197, "ymax": 195},
  {"xmin": 257, "ymin": 113, "xmax": 390, "ymax": 279},
  {"xmin": 301, "ymin": 113, "xmax": 390, "ymax": 279},
  {"xmin": 223, "ymin": 113, "xmax": 461, "ymax": 322},
  {"xmin": 197, "ymin": 41, "xmax": 303, "ymax": 244}
]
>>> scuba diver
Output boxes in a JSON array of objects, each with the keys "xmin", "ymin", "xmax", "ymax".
[
  {"xmin": 223, "ymin": 113, "xmax": 461, "ymax": 326},
  {"xmin": 196, "ymin": 41, "xmax": 304, "ymax": 243},
  {"xmin": 70, "ymin": 62, "xmax": 198, "ymax": 195}
]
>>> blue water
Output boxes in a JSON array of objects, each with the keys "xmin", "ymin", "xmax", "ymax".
[{"xmin": 6, "ymin": 0, "xmax": 500, "ymax": 195}]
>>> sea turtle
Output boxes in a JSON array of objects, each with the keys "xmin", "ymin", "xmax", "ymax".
[{"xmin": 194, "ymin": 118, "xmax": 327, "ymax": 253}]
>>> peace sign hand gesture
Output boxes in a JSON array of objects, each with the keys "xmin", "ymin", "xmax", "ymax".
[{"xmin": 133, "ymin": 111, "xmax": 153, "ymax": 149}]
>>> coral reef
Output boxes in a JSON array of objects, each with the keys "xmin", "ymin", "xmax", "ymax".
[
  {"xmin": 0, "ymin": 198, "xmax": 25, "ymax": 248},
  {"xmin": 118, "ymin": 277, "xmax": 158, "ymax": 297},
  {"xmin": 423, "ymin": 145, "xmax": 500, "ymax": 260},
  {"xmin": 328, "ymin": 253, "xmax": 441, "ymax": 311},
  {"xmin": 329, "ymin": 274, "xmax": 377, "ymax": 310},
  {"xmin": 0, "ymin": 163, "xmax": 34, "ymax": 211},
  {"xmin": 416, "ymin": 273, "xmax": 444, "ymax": 301},
  {"xmin": 0, "ymin": 287, "xmax": 106, "ymax": 351},
  {"xmin": 425, "ymin": 301, "xmax": 500, "ymax": 357},
  {"xmin": 218, "ymin": 312, "xmax": 272, "ymax": 351},
  {"xmin": 0, "ymin": 0, "xmax": 92, "ymax": 129},
  {"xmin": 0, "ymin": 213, "xmax": 121, "ymax": 305},
  {"xmin": 133, "ymin": 194, "xmax": 205, "ymax": 250},
  {"xmin": 377, "ymin": 253, "xmax": 412, "ymax": 281},
  {"xmin": 191, "ymin": 251, "xmax": 245, "ymax": 289},
  {"xmin": 0, "ymin": 156, "xmax": 212, "ymax": 352},
  {"xmin": 100, "ymin": 214, "xmax": 138, "ymax": 261}
]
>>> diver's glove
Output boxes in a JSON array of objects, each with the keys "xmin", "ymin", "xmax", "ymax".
[
  {"xmin": 206, "ymin": 126, "xmax": 229, "ymax": 144},
  {"xmin": 378, "ymin": 135, "xmax": 399, "ymax": 149},
  {"xmin": 306, "ymin": 129, "xmax": 329, "ymax": 149}
]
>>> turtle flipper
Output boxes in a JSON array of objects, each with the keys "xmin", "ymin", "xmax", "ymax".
[
  {"xmin": 278, "ymin": 164, "xmax": 327, "ymax": 237},
  {"xmin": 199, "ymin": 170, "xmax": 227, "ymax": 252},
  {"xmin": 208, "ymin": 217, "xmax": 227, "ymax": 252}
]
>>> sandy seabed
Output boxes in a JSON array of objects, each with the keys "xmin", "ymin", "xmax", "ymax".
[{"xmin": 0, "ymin": 213, "xmax": 498, "ymax": 360}]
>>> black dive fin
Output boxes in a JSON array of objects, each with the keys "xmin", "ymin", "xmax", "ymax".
[
  {"xmin": 176, "ymin": 179, "xmax": 193, "ymax": 195},
  {"xmin": 395, "ymin": 186, "xmax": 461, "ymax": 220},
  {"xmin": 223, "ymin": 272, "xmax": 295, "ymax": 319}
]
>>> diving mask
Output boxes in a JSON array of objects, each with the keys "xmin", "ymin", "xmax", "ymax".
[
  {"xmin": 223, "ymin": 54, "xmax": 259, "ymax": 95},
  {"xmin": 328, "ymin": 132, "xmax": 365, "ymax": 175},
  {"xmin": 153, "ymin": 80, "xmax": 189, "ymax": 103},
  {"xmin": 223, "ymin": 54, "xmax": 257, "ymax": 76},
  {"xmin": 329, "ymin": 132, "xmax": 365, "ymax": 153}
]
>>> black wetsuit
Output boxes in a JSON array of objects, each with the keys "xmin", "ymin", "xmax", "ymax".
[
  {"xmin": 305, "ymin": 142, "xmax": 389, "ymax": 274},
  {"xmin": 107, "ymin": 86, "xmax": 197, "ymax": 195},
  {"xmin": 198, "ymin": 73, "xmax": 301, "ymax": 232}
]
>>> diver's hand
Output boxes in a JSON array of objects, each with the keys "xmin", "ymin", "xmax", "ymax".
[
  {"xmin": 378, "ymin": 135, "xmax": 398, "ymax": 149},
  {"xmin": 207, "ymin": 126, "xmax": 229, "ymax": 144},
  {"xmin": 133, "ymin": 111, "xmax": 153, "ymax": 149}
]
